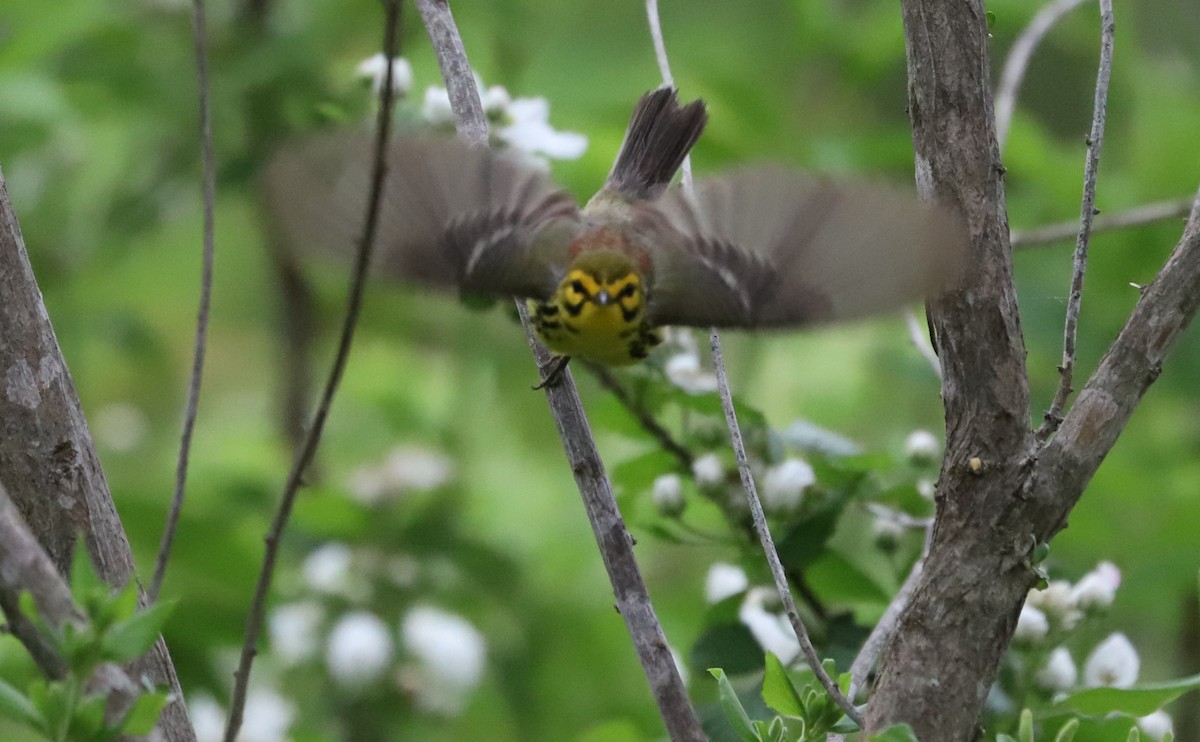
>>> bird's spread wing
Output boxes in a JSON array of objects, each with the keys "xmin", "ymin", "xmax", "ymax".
[
  {"xmin": 263, "ymin": 131, "xmax": 583, "ymax": 300},
  {"xmin": 638, "ymin": 166, "xmax": 967, "ymax": 328}
]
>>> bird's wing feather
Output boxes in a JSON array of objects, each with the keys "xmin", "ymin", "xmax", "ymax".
[
  {"xmin": 640, "ymin": 166, "xmax": 967, "ymax": 328},
  {"xmin": 263, "ymin": 131, "xmax": 582, "ymax": 300}
]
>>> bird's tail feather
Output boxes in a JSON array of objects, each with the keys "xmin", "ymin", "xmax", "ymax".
[{"xmin": 604, "ymin": 86, "xmax": 708, "ymax": 201}]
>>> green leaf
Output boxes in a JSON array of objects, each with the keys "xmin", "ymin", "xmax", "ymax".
[
  {"xmin": 100, "ymin": 600, "xmax": 175, "ymax": 663},
  {"xmin": 118, "ymin": 691, "xmax": 170, "ymax": 736},
  {"xmin": 1052, "ymin": 673, "xmax": 1200, "ymax": 717},
  {"xmin": 776, "ymin": 502, "xmax": 845, "ymax": 570},
  {"xmin": 1054, "ymin": 718, "xmax": 1080, "ymax": 742},
  {"xmin": 804, "ymin": 552, "xmax": 892, "ymax": 606},
  {"xmin": 870, "ymin": 723, "xmax": 920, "ymax": 741},
  {"xmin": 997, "ymin": 736, "xmax": 1018, "ymax": 742},
  {"xmin": 1019, "ymin": 708, "xmax": 1035, "ymax": 742},
  {"xmin": 69, "ymin": 545, "xmax": 107, "ymax": 611},
  {"xmin": 761, "ymin": 652, "xmax": 805, "ymax": 718},
  {"xmin": 68, "ymin": 693, "xmax": 107, "ymax": 739},
  {"xmin": 1127, "ymin": 728, "xmax": 1141, "ymax": 742},
  {"xmin": 0, "ymin": 677, "xmax": 46, "ymax": 732},
  {"xmin": 709, "ymin": 668, "xmax": 760, "ymax": 742}
]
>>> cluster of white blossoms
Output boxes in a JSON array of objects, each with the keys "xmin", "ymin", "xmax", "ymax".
[
  {"xmin": 356, "ymin": 54, "xmax": 587, "ymax": 165},
  {"xmin": 266, "ymin": 597, "xmax": 488, "ymax": 716},
  {"xmin": 1010, "ymin": 561, "xmax": 1171, "ymax": 739},
  {"xmin": 346, "ymin": 444, "xmax": 455, "ymax": 506},
  {"xmin": 190, "ymin": 688, "xmax": 296, "ymax": 742},
  {"xmin": 688, "ymin": 452, "xmax": 816, "ymax": 518}
]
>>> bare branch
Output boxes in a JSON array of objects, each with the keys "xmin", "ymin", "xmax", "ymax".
[
  {"xmin": 709, "ymin": 334, "xmax": 863, "ymax": 726},
  {"xmin": 1011, "ymin": 197, "xmax": 1194, "ymax": 248},
  {"xmin": 414, "ymin": 0, "xmax": 487, "ymax": 145},
  {"xmin": 417, "ymin": 3, "xmax": 703, "ymax": 738},
  {"xmin": 223, "ymin": 4, "xmax": 403, "ymax": 739},
  {"xmin": 0, "ymin": 166, "xmax": 194, "ymax": 740},
  {"xmin": 1038, "ymin": 0, "xmax": 1115, "ymax": 441},
  {"xmin": 645, "ymin": 0, "xmax": 692, "ymax": 186},
  {"xmin": 995, "ymin": 0, "xmax": 1091, "ymax": 153},
  {"xmin": 1033, "ymin": 184, "xmax": 1200, "ymax": 526},
  {"xmin": 151, "ymin": 0, "xmax": 218, "ymax": 604}
]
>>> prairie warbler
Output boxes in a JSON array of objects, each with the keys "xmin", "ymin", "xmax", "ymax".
[{"xmin": 265, "ymin": 87, "xmax": 965, "ymax": 380}]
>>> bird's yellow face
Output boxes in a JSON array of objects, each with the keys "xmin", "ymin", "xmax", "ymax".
[{"xmin": 528, "ymin": 250, "xmax": 663, "ymax": 366}]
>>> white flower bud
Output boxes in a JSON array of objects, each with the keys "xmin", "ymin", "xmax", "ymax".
[
  {"xmin": 481, "ymin": 85, "xmax": 511, "ymax": 115},
  {"xmin": 241, "ymin": 688, "xmax": 296, "ymax": 742},
  {"xmin": 761, "ymin": 458, "xmax": 814, "ymax": 515},
  {"xmin": 704, "ymin": 562, "xmax": 748, "ymax": 604},
  {"xmin": 739, "ymin": 588, "xmax": 800, "ymax": 665},
  {"xmin": 401, "ymin": 606, "xmax": 487, "ymax": 715},
  {"xmin": 302, "ymin": 542, "xmax": 353, "ymax": 595},
  {"xmin": 1083, "ymin": 633, "xmax": 1140, "ymax": 688},
  {"xmin": 692, "ymin": 453, "xmax": 725, "ymax": 491},
  {"xmin": 916, "ymin": 477, "xmax": 936, "ymax": 500},
  {"xmin": 1027, "ymin": 580, "xmax": 1081, "ymax": 630},
  {"xmin": 269, "ymin": 601, "xmax": 324, "ymax": 665},
  {"xmin": 904, "ymin": 429, "xmax": 941, "ymax": 464},
  {"xmin": 652, "ymin": 473, "xmax": 686, "ymax": 517},
  {"xmin": 1137, "ymin": 710, "xmax": 1174, "ymax": 741},
  {"xmin": 188, "ymin": 695, "xmax": 226, "ymax": 742},
  {"xmin": 355, "ymin": 54, "xmax": 413, "ymax": 95},
  {"xmin": 1071, "ymin": 561, "xmax": 1121, "ymax": 610},
  {"xmin": 1013, "ymin": 605, "xmax": 1049, "ymax": 643},
  {"xmin": 421, "ymin": 86, "xmax": 455, "ymax": 125},
  {"xmin": 664, "ymin": 352, "xmax": 718, "ymax": 394},
  {"xmin": 1035, "ymin": 646, "xmax": 1077, "ymax": 691},
  {"xmin": 326, "ymin": 611, "xmax": 395, "ymax": 687}
]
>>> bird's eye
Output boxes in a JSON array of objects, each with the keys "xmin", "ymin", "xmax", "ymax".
[
  {"xmin": 618, "ymin": 283, "xmax": 637, "ymax": 299},
  {"xmin": 570, "ymin": 280, "xmax": 586, "ymax": 294}
]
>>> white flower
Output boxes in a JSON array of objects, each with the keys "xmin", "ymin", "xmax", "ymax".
[
  {"xmin": 916, "ymin": 477, "xmax": 936, "ymax": 500},
  {"xmin": 94, "ymin": 402, "xmax": 149, "ymax": 453},
  {"xmin": 1013, "ymin": 605, "xmax": 1049, "ymax": 643},
  {"xmin": 904, "ymin": 430, "xmax": 941, "ymax": 463},
  {"xmin": 761, "ymin": 458, "xmax": 815, "ymax": 515},
  {"xmin": 240, "ymin": 687, "xmax": 296, "ymax": 742},
  {"xmin": 189, "ymin": 695, "xmax": 226, "ymax": 742},
  {"xmin": 1071, "ymin": 561, "xmax": 1121, "ymax": 610},
  {"xmin": 1137, "ymin": 710, "xmax": 1174, "ymax": 741},
  {"xmin": 356, "ymin": 54, "xmax": 413, "ymax": 96},
  {"xmin": 1027, "ymin": 580, "xmax": 1081, "ymax": 629},
  {"xmin": 651, "ymin": 473, "xmax": 686, "ymax": 517},
  {"xmin": 1035, "ymin": 646, "xmax": 1077, "ymax": 691},
  {"xmin": 705, "ymin": 562, "xmax": 748, "ymax": 604},
  {"xmin": 302, "ymin": 542, "xmax": 353, "ymax": 595},
  {"xmin": 664, "ymin": 352, "xmax": 718, "ymax": 394},
  {"xmin": 269, "ymin": 601, "xmax": 324, "ymax": 665},
  {"xmin": 422, "ymin": 86, "xmax": 455, "ymax": 126},
  {"xmin": 348, "ymin": 445, "xmax": 455, "ymax": 505},
  {"xmin": 739, "ymin": 588, "xmax": 800, "ymax": 664},
  {"xmin": 692, "ymin": 453, "xmax": 725, "ymax": 491},
  {"xmin": 1083, "ymin": 633, "xmax": 1140, "ymax": 688},
  {"xmin": 872, "ymin": 514, "xmax": 905, "ymax": 545},
  {"xmin": 497, "ymin": 96, "xmax": 587, "ymax": 160},
  {"xmin": 326, "ymin": 611, "xmax": 395, "ymax": 687},
  {"xmin": 401, "ymin": 606, "xmax": 487, "ymax": 714},
  {"xmin": 481, "ymin": 85, "xmax": 511, "ymax": 115}
]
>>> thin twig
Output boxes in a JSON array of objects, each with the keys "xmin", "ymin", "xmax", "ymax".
[
  {"xmin": 994, "ymin": 0, "xmax": 1092, "ymax": 153},
  {"xmin": 710, "ymin": 335, "xmax": 863, "ymax": 725},
  {"xmin": 1037, "ymin": 0, "xmax": 1115, "ymax": 441},
  {"xmin": 904, "ymin": 308, "xmax": 942, "ymax": 377},
  {"xmin": 645, "ymin": 0, "xmax": 860, "ymax": 727},
  {"xmin": 223, "ymin": 4, "xmax": 402, "ymax": 739},
  {"xmin": 415, "ymin": 2, "xmax": 704, "ymax": 738},
  {"xmin": 585, "ymin": 362, "xmax": 694, "ymax": 471},
  {"xmin": 150, "ymin": 0, "xmax": 218, "ymax": 604},
  {"xmin": 1012, "ymin": 197, "xmax": 1194, "ymax": 248}
]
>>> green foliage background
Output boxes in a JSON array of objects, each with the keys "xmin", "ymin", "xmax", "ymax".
[{"xmin": 1, "ymin": 0, "xmax": 1198, "ymax": 738}]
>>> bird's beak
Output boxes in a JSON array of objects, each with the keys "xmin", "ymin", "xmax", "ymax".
[{"xmin": 595, "ymin": 290, "xmax": 612, "ymax": 306}]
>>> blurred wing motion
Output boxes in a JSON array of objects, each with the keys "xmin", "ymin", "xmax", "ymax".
[
  {"xmin": 263, "ymin": 131, "xmax": 582, "ymax": 300},
  {"xmin": 640, "ymin": 167, "xmax": 967, "ymax": 328}
]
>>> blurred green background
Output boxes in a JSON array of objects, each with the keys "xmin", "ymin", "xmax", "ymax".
[{"xmin": 1, "ymin": 0, "xmax": 1198, "ymax": 739}]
